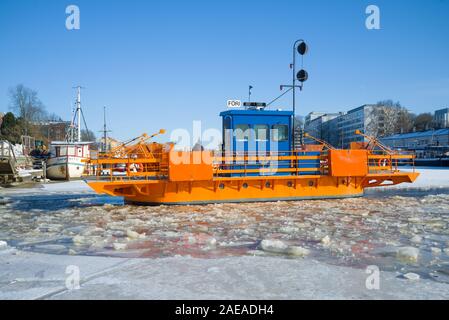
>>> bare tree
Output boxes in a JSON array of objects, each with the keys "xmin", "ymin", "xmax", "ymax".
[
  {"xmin": 81, "ymin": 129, "xmax": 96, "ymax": 142},
  {"xmin": 46, "ymin": 112, "xmax": 63, "ymax": 122},
  {"xmin": 396, "ymin": 109, "xmax": 414, "ymax": 133},
  {"xmin": 8, "ymin": 84, "xmax": 47, "ymax": 135},
  {"xmin": 371, "ymin": 100, "xmax": 413, "ymax": 137},
  {"xmin": 413, "ymin": 113, "xmax": 433, "ymax": 131}
]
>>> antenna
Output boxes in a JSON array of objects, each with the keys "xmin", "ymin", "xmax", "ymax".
[{"xmin": 100, "ymin": 106, "xmax": 112, "ymax": 152}]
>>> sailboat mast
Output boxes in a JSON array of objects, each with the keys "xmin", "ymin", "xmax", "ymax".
[
  {"xmin": 76, "ymin": 86, "xmax": 82, "ymax": 142},
  {"xmin": 103, "ymin": 106, "xmax": 107, "ymax": 152},
  {"xmin": 70, "ymin": 103, "xmax": 75, "ymax": 142}
]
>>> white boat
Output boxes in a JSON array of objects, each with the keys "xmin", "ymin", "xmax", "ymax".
[
  {"xmin": 46, "ymin": 141, "xmax": 90, "ymax": 180},
  {"xmin": 46, "ymin": 86, "xmax": 93, "ymax": 180}
]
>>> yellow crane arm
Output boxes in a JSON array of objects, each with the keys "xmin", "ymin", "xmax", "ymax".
[
  {"xmin": 303, "ymin": 133, "xmax": 336, "ymax": 150},
  {"xmin": 105, "ymin": 129, "xmax": 166, "ymax": 157},
  {"xmin": 354, "ymin": 130, "xmax": 394, "ymax": 154}
]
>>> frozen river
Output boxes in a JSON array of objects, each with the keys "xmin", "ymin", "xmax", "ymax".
[{"xmin": 1, "ymin": 171, "xmax": 449, "ymax": 286}]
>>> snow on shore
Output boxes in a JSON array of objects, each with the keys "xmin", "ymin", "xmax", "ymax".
[
  {"xmin": 380, "ymin": 167, "xmax": 449, "ymax": 190},
  {"xmin": 0, "ymin": 180, "xmax": 94, "ymax": 195},
  {"xmin": 40, "ymin": 180, "xmax": 93, "ymax": 193},
  {"xmin": 1, "ymin": 250, "xmax": 448, "ymax": 300}
]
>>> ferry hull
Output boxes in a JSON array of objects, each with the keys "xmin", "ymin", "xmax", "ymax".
[{"xmin": 87, "ymin": 176, "xmax": 367, "ymax": 205}]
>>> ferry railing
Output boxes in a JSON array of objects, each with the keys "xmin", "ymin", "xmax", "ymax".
[
  {"xmin": 84, "ymin": 152, "xmax": 168, "ymax": 182},
  {"xmin": 84, "ymin": 148, "xmax": 416, "ymax": 182},
  {"xmin": 84, "ymin": 150, "xmax": 323, "ymax": 181},
  {"xmin": 213, "ymin": 150, "xmax": 416, "ymax": 177},
  {"xmin": 212, "ymin": 150, "xmax": 322, "ymax": 178},
  {"xmin": 366, "ymin": 150, "xmax": 415, "ymax": 174}
]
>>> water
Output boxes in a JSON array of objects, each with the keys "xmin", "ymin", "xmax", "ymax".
[{"xmin": 1, "ymin": 187, "xmax": 448, "ymax": 283}]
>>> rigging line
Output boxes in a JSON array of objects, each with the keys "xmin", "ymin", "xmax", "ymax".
[
  {"xmin": 266, "ymin": 87, "xmax": 293, "ymax": 107},
  {"xmin": 65, "ymin": 102, "xmax": 78, "ymax": 142},
  {"xmin": 80, "ymin": 108, "xmax": 92, "ymax": 141}
]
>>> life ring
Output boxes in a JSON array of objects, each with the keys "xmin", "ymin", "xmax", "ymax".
[
  {"xmin": 127, "ymin": 163, "xmax": 143, "ymax": 173},
  {"xmin": 137, "ymin": 163, "xmax": 144, "ymax": 172},
  {"xmin": 378, "ymin": 158, "xmax": 390, "ymax": 167}
]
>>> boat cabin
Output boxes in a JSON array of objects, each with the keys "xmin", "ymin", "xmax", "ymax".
[
  {"xmin": 219, "ymin": 105, "xmax": 320, "ymax": 176},
  {"xmin": 49, "ymin": 141, "xmax": 91, "ymax": 158},
  {"xmin": 219, "ymin": 108, "xmax": 293, "ymax": 153}
]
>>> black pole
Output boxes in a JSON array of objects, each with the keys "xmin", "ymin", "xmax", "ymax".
[
  {"xmin": 292, "ymin": 39, "xmax": 304, "ymax": 150},
  {"xmin": 103, "ymin": 107, "xmax": 107, "ymax": 152}
]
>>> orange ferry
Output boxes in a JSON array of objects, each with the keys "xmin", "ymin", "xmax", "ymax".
[{"xmin": 84, "ymin": 106, "xmax": 418, "ymax": 205}]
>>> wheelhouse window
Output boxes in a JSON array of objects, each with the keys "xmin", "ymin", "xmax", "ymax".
[
  {"xmin": 67, "ymin": 146, "xmax": 75, "ymax": 156},
  {"xmin": 271, "ymin": 125, "xmax": 288, "ymax": 142},
  {"xmin": 235, "ymin": 124, "xmax": 250, "ymax": 141},
  {"xmin": 254, "ymin": 124, "xmax": 268, "ymax": 141},
  {"xmin": 59, "ymin": 146, "xmax": 67, "ymax": 156}
]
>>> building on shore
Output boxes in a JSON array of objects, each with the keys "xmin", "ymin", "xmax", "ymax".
[
  {"xmin": 33, "ymin": 121, "xmax": 71, "ymax": 144},
  {"xmin": 321, "ymin": 116, "xmax": 340, "ymax": 147},
  {"xmin": 304, "ymin": 112, "xmax": 342, "ymax": 144},
  {"xmin": 381, "ymin": 129, "xmax": 449, "ymax": 159},
  {"xmin": 338, "ymin": 104, "xmax": 385, "ymax": 148},
  {"xmin": 304, "ymin": 104, "xmax": 398, "ymax": 148},
  {"xmin": 99, "ymin": 136, "xmax": 121, "ymax": 152},
  {"xmin": 304, "ymin": 112, "xmax": 327, "ymax": 125},
  {"xmin": 434, "ymin": 108, "xmax": 449, "ymax": 128}
]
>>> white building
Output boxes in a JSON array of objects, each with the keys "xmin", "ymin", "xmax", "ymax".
[{"xmin": 434, "ymin": 108, "xmax": 449, "ymax": 128}]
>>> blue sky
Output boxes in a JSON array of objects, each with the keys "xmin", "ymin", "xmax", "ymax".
[{"xmin": 1, "ymin": 0, "xmax": 448, "ymax": 141}]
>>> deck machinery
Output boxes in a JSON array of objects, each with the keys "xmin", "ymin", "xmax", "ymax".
[{"xmin": 84, "ymin": 107, "xmax": 419, "ymax": 205}]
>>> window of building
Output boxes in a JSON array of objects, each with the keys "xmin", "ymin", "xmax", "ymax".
[
  {"xmin": 235, "ymin": 124, "xmax": 250, "ymax": 141},
  {"xmin": 271, "ymin": 125, "xmax": 288, "ymax": 142},
  {"xmin": 254, "ymin": 124, "xmax": 268, "ymax": 141}
]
